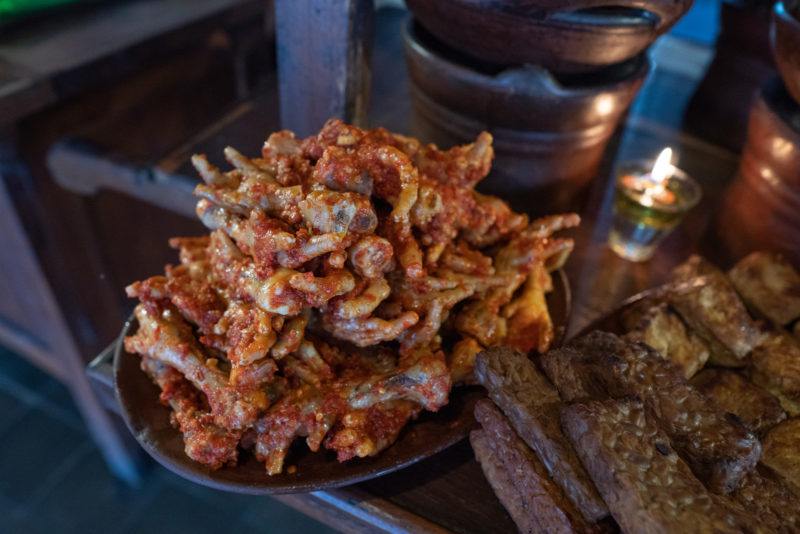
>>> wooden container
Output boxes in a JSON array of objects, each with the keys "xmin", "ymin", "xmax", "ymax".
[
  {"xmin": 403, "ymin": 21, "xmax": 648, "ymax": 213},
  {"xmin": 719, "ymin": 78, "xmax": 800, "ymax": 265},
  {"xmin": 773, "ymin": 0, "xmax": 800, "ymax": 105},
  {"xmin": 405, "ymin": 0, "xmax": 691, "ymax": 72}
]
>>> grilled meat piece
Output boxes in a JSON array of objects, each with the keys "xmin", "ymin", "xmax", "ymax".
[
  {"xmin": 473, "ymin": 400, "xmax": 602, "ymax": 533},
  {"xmin": 729, "ymin": 251, "xmax": 800, "ymax": 327},
  {"xmin": 541, "ymin": 332, "xmax": 761, "ymax": 493},
  {"xmin": 750, "ymin": 331, "xmax": 800, "ymax": 416},
  {"xmin": 730, "ymin": 465, "xmax": 800, "ymax": 532},
  {"xmin": 691, "ymin": 369, "xmax": 786, "ymax": 434},
  {"xmin": 561, "ymin": 398, "xmax": 759, "ymax": 534},
  {"xmin": 761, "ymin": 417, "xmax": 800, "ymax": 495},
  {"xmin": 670, "ymin": 255, "xmax": 763, "ymax": 367},
  {"xmin": 474, "ymin": 348, "xmax": 608, "ymax": 522},
  {"xmin": 622, "ymin": 302, "xmax": 710, "ymax": 379},
  {"xmin": 470, "ymin": 430, "xmax": 539, "ymax": 534}
]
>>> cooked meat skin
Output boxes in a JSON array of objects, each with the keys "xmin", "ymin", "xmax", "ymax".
[
  {"xmin": 125, "ymin": 303, "xmax": 268, "ymax": 431},
  {"xmin": 561, "ymin": 398, "xmax": 758, "ymax": 534},
  {"xmin": 691, "ymin": 368, "xmax": 786, "ymax": 434},
  {"xmin": 541, "ymin": 332, "xmax": 761, "ymax": 494},
  {"xmin": 125, "ymin": 121, "xmax": 577, "ymax": 474},
  {"xmin": 750, "ymin": 331, "xmax": 800, "ymax": 416},
  {"xmin": 473, "ymin": 400, "xmax": 600, "ymax": 534},
  {"xmin": 729, "ymin": 465, "xmax": 800, "ymax": 532},
  {"xmin": 140, "ymin": 357, "xmax": 241, "ymax": 469},
  {"xmin": 474, "ymin": 348, "xmax": 608, "ymax": 522},
  {"xmin": 670, "ymin": 255, "xmax": 763, "ymax": 367},
  {"xmin": 729, "ymin": 251, "xmax": 800, "ymax": 326},
  {"xmin": 470, "ymin": 430, "xmax": 538, "ymax": 534},
  {"xmin": 761, "ymin": 417, "xmax": 800, "ymax": 495},
  {"xmin": 622, "ymin": 302, "xmax": 709, "ymax": 379}
]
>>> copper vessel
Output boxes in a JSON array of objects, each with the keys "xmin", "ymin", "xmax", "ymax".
[
  {"xmin": 720, "ymin": 79, "xmax": 800, "ymax": 264},
  {"xmin": 405, "ymin": 0, "xmax": 691, "ymax": 72},
  {"xmin": 404, "ymin": 22, "xmax": 648, "ymax": 213}
]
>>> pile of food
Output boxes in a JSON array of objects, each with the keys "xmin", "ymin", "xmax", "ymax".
[
  {"xmin": 472, "ymin": 252, "xmax": 800, "ymax": 533},
  {"xmin": 124, "ymin": 120, "xmax": 577, "ymax": 474}
]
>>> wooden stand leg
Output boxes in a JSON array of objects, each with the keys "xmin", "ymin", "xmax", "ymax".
[{"xmin": 275, "ymin": 0, "xmax": 375, "ymax": 136}]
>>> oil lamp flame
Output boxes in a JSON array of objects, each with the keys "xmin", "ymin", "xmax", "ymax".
[
  {"xmin": 610, "ymin": 146, "xmax": 700, "ymax": 261},
  {"xmin": 640, "ymin": 147, "xmax": 676, "ymax": 207},
  {"xmin": 651, "ymin": 147, "xmax": 675, "ymax": 183}
]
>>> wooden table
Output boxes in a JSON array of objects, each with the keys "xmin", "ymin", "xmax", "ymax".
[{"xmin": 78, "ymin": 6, "xmax": 756, "ymax": 532}]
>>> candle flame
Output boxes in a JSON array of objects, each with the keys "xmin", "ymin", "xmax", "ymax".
[
  {"xmin": 651, "ymin": 147, "xmax": 674, "ymax": 183},
  {"xmin": 640, "ymin": 147, "xmax": 675, "ymax": 207}
]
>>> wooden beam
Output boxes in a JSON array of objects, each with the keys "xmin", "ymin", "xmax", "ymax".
[
  {"xmin": 47, "ymin": 139, "xmax": 197, "ymax": 218},
  {"xmin": 275, "ymin": 0, "xmax": 374, "ymax": 136}
]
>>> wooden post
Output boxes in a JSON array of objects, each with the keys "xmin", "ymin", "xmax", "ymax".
[{"xmin": 275, "ymin": 0, "xmax": 375, "ymax": 136}]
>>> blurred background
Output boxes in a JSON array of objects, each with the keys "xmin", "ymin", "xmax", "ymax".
[{"xmin": 0, "ymin": 0, "xmax": 793, "ymax": 532}]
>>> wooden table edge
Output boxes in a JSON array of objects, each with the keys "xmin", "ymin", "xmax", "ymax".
[{"xmin": 274, "ymin": 487, "xmax": 452, "ymax": 534}]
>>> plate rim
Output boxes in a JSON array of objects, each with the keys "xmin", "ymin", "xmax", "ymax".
[{"xmin": 574, "ymin": 283, "xmax": 666, "ymax": 338}]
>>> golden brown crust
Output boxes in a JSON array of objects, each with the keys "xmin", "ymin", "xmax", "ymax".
[
  {"xmin": 542, "ymin": 332, "xmax": 761, "ymax": 494},
  {"xmin": 561, "ymin": 398, "xmax": 758, "ymax": 534},
  {"xmin": 761, "ymin": 417, "xmax": 800, "ymax": 495},
  {"xmin": 690, "ymin": 368, "xmax": 786, "ymax": 434},
  {"xmin": 729, "ymin": 251, "xmax": 800, "ymax": 327},
  {"xmin": 750, "ymin": 331, "xmax": 800, "ymax": 417},
  {"xmin": 729, "ymin": 465, "xmax": 800, "ymax": 532},
  {"xmin": 670, "ymin": 255, "xmax": 763, "ymax": 367},
  {"xmin": 622, "ymin": 303, "xmax": 710, "ymax": 379},
  {"xmin": 474, "ymin": 348, "xmax": 608, "ymax": 522}
]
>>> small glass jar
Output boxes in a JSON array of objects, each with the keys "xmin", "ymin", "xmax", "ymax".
[{"xmin": 608, "ymin": 160, "xmax": 702, "ymax": 262}]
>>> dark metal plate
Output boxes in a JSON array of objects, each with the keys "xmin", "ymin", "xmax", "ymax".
[{"xmin": 114, "ymin": 270, "xmax": 570, "ymax": 494}]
